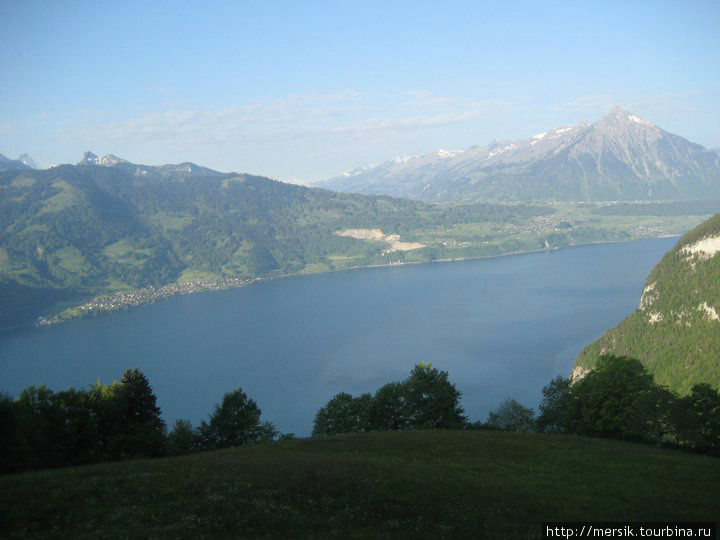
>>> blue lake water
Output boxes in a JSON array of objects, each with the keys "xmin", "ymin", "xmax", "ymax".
[{"xmin": 0, "ymin": 237, "xmax": 677, "ymax": 435}]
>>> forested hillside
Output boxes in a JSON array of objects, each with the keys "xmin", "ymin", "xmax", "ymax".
[
  {"xmin": 1, "ymin": 156, "xmax": 711, "ymax": 330},
  {"xmin": 575, "ymin": 213, "xmax": 720, "ymax": 392},
  {"xmin": 0, "ymin": 159, "xmax": 552, "ymax": 328}
]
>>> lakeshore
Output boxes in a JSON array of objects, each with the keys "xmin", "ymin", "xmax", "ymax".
[
  {"xmin": 34, "ymin": 234, "xmax": 682, "ymax": 328},
  {"xmin": 1, "ymin": 237, "xmax": 677, "ymax": 434},
  {"xmin": 37, "ymin": 277, "xmax": 257, "ymax": 326}
]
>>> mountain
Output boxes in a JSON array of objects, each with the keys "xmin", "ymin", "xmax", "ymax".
[
  {"xmin": 18, "ymin": 153, "xmax": 38, "ymax": 169},
  {"xmin": 77, "ymin": 151, "xmax": 224, "ymax": 177},
  {"xmin": 0, "ymin": 153, "xmax": 33, "ymax": 172},
  {"xmin": 574, "ymin": 213, "xmax": 720, "ymax": 393},
  {"xmin": 0, "ymin": 153, "xmax": 552, "ymax": 328},
  {"xmin": 318, "ymin": 108, "xmax": 720, "ymax": 202}
]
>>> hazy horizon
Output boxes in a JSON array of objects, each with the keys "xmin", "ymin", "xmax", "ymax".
[{"xmin": 1, "ymin": 0, "xmax": 719, "ymax": 182}]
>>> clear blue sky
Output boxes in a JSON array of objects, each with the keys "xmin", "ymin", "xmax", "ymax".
[{"xmin": 1, "ymin": 0, "xmax": 718, "ymax": 181}]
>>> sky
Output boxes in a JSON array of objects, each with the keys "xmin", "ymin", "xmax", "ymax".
[{"xmin": 1, "ymin": 0, "xmax": 719, "ymax": 182}]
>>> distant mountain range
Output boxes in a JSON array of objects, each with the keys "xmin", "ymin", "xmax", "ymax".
[
  {"xmin": 318, "ymin": 107, "xmax": 720, "ymax": 202},
  {"xmin": 76, "ymin": 151, "xmax": 226, "ymax": 177},
  {"xmin": 575, "ymin": 212, "xmax": 720, "ymax": 393},
  {"xmin": 0, "ymin": 153, "xmax": 37, "ymax": 172}
]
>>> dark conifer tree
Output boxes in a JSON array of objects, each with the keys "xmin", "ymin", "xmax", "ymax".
[{"xmin": 112, "ymin": 368, "xmax": 166, "ymax": 458}]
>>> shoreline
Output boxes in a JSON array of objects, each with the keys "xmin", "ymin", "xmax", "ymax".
[{"xmin": 26, "ymin": 235, "xmax": 680, "ymax": 329}]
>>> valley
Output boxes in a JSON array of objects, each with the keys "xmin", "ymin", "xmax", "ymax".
[
  {"xmin": 3, "ymin": 3, "xmax": 719, "ymax": 537},
  {"xmin": 0, "ymin": 154, "xmax": 712, "ymax": 328}
]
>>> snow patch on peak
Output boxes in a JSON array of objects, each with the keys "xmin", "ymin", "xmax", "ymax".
[
  {"xmin": 486, "ymin": 143, "xmax": 517, "ymax": 159},
  {"xmin": 18, "ymin": 153, "xmax": 38, "ymax": 169},
  {"xmin": 530, "ymin": 132, "xmax": 547, "ymax": 146},
  {"xmin": 79, "ymin": 151, "xmax": 100, "ymax": 165},
  {"xmin": 392, "ymin": 154, "xmax": 421, "ymax": 164},
  {"xmin": 436, "ymin": 149, "xmax": 463, "ymax": 158},
  {"xmin": 339, "ymin": 164, "xmax": 375, "ymax": 177},
  {"xmin": 629, "ymin": 115, "xmax": 654, "ymax": 127},
  {"xmin": 99, "ymin": 154, "xmax": 128, "ymax": 166}
]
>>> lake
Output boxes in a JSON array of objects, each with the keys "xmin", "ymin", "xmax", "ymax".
[{"xmin": 0, "ymin": 237, "xmax": 677, "ymax": 435}]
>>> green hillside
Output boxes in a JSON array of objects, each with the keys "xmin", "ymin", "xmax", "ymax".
[
  {"xmin": 575, "ymin": 213, "xmax": 720, "ymax": 393},
  {"xmin": 0, "ymin": 161, "xmax": 709, "ymax": 329},
  {"xmin": 1, "ymin": 430, "xmax": 718, "ymax": 539}
]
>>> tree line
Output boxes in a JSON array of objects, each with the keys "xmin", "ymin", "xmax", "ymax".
[
  {"xmin": 532, "ymin": 355, "xmax": 720, "ymax": 455},
  {"xmin": 312, "ymin": 357, "xmax": 720, "ymax": 456},
  {"xmin": 0, "ymin": 368, "xmax": 276, "ymax": 474},
  {"xmin": 2, "ymin": 356, "xmax": 718, "ymax": 475}
]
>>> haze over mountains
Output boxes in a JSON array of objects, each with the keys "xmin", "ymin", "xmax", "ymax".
[{"xmin": 319, "ymin": 107, "xmax": 720, "ymax": 202}]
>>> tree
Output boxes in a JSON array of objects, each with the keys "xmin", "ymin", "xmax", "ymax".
[
  {"xmin": 568, "ymin": 355, "xmax": 656, "ymax": 440},
  {"xmin": 486, "ymin": 398, "xmax": 535, "ymax": 432},
  {"xmin": 200, "ymin": 388, "xmax": 275, "ymax": 449},
  {"xmin": 14, "ymin": 385, "xmax": 64, "ymax": 469},
  {"xmin": 167, "ymin": 419, "xmax": 196, "ymax": 456},
  {"xmin": 674, "ymin": 383, "xmax": 720, "ymax": 455},
  {"xmin": 111, "ymin": 368, "xmax": 166, "ymax": 458},
  {"xmin": 89, "ymin": 379, "xmax": 124, "ymax": 460},
  {"xmin": 403, "ymin": 363, "xmax": 466, "ymax": 429},
  {"xmin": 313, "ymin": 363, "xmax": 467, "ymax": 435},
  {"xmin": 0, "ymin": 392, "xmax": 30, "ymax": 474},
  {"xmin": 369, "ymin": 382, "xmax": 408, "ymax": 431},
  {"xmin": 623, "ymin": 385, "xmax": 676, "ymax": 445},
  {"xmin": 536, "ymin": 376, "xmax": 571, "ymax": 433},
  {"xmin": 313, "ymin": 392, "xmax": 372, "ymax": 436},
  {"xmin": 51, "ymin": 387, "xmax": 100, "ymax": 465}
]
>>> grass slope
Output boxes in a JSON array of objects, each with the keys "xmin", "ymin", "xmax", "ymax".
[{"xmin": 2, "ymin": 431, "xmax": 718, "ymax": 539}]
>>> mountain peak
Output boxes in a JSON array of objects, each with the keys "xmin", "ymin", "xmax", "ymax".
[
  {"xmin": 18, "ymin": 153, "xmax": 38, "ymax": 169},
  {"xmin": 99, "ymin": 154, "xmax": 128, "ymax": 166},
  {"xmin": 319, "ymin": 107, "xmax": 719, "ymax": 202},
  {"xmin": 0, "ymin": 152, "xmax": 33, "ymax": 171},
  {"xmin": 601, "ymin": 107, "xmax": 655, "ymax": 128},
  {"xmin": 436, "ymin": 149, "xmax": 463, "ymax": 158},
  {"xmin": 608, "ymin": 106, "xmax": 633, "ymax": 117},
  {"xmin": 78, "ymin": 152, "xmax": 130, "ymax": 166},
  {"xmin": 339, "ymin": 163, "xmax": 375, "ymax": 178},
  {"xmin": 79, "ymin": 151, "xmax": 99, "ymax": 165}
]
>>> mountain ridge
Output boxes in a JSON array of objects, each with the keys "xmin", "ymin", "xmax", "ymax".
[
  {"xmin": 0, "ymin": 153, "xmax": 36, "ymax": 172},
  {"xmin": 318, "ymin": 107, "xmax": 720, "ymax": 202},
  {"xmin": 1, "ymin": 158, "xmax": 565, "ymax": 329}
]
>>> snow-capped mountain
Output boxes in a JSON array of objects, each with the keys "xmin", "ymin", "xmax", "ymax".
[
  {"xmin": 320, "ymin": 148, "xmax": 466, "ymax": 197},
  {"xmin": 77, "ymin": 151, "xmax": 226, "ymax": 178},
  {"xmin": 18, "ymin": 153, "xmax": 38, "ymax": 169},
  {"xmin": 318, "ymin": 108, "xmax": 720, "ymax": 202},
  {"xmin": 0, "ymin": 153, "xmax": 36, "ymax": 172}
]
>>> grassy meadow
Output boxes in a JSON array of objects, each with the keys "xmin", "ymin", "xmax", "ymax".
[{"xmin": 2, "ymin": 430, "xmax": 718, "ymax": 539}]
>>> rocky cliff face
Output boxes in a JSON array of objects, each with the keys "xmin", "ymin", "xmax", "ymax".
[
  {"xmin": 319, "ymin": 108, "xmax": 720, "ymax": 202},
  {"xmin": 574, "ymin": 213, "xmax": 720, "ymax": 392}
]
